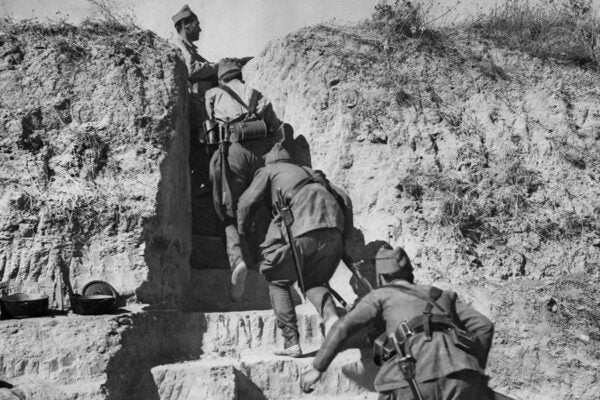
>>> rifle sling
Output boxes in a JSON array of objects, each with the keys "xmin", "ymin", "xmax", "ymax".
[
  {"xmin": 218, "ymin": 85, "xmax": 260, "ymax": 118},
  {"xmin": 218, "ymin": 84, "xmax": 250, "ymax": 111}
]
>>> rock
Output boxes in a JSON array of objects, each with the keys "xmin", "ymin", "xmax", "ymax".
[
  {"xmin": 367, "ymin": 132, "xmax": 387, "ymax": 144},
  {"xmin": 575, "ymin": 332, "xmax": 591, "ymax": 343}
]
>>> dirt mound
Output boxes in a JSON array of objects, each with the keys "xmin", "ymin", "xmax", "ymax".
[
  {"xmin": 0, "ymin": 20, "xmax": 190, "ymax": 306},
  {"xmin": 244, "ymin": 22, "xmax": 600, "ymax": 400}
]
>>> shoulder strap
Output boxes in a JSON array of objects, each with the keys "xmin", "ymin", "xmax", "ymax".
[
  {"xmin": 424, "ymin": 286, "xmax": 443, "ymax": 314},
  {"xmin": 384, "ymin": 284, "xmax": 456, "ymax": 342},
  {"xmin": 299, "ymin": 167, "xmax": 347, "ymax": 210},
  {"xmin": 382, "ymin": 284, "xmax": 450, "ymax": 317},
  {"xmin": 219, "ymin": 85, "xmax": 250, "ymax": 111}
]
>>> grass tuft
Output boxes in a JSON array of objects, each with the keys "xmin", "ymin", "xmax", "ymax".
[{"xmin": 470, "ymin": 0, "xmax": 600, "ymax": 69}]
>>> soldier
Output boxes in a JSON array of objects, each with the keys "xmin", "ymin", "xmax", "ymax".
[
  {"xmin": 236, "ymin": 144, "xmax": 352, "ymax": 357},
  {"xmin": 300, "ymin": 247, "xmax": 495, "ymax": 400},
  {"xmin": 206, "ymin": 62, "xmax": 284, "ymax": 302},
  {"xmin": 172, "ymin": 4, "xmax": 252, "ymax": 237},
  {"xmin": 172, "ymin": 4, "xmax": 217, "ymax": 123},
  {"xmin": 172, "ymin": 4, "xmax": 253, "ymax": 123}
]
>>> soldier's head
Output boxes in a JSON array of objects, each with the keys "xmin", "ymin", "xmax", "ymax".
[
  {"xmin": 264, "ymin": 143, "xmax": 292, "ymax": 165},
  {"xmin": 172, "ymin": 5, "xmax": 201, "ymax": 42},
  {"xmin": 374, "ymin": 246, "xmax": 414, "ymax": 286},
  {"xmin": 218, "ymin": 62, "xmax": 242, "ymax": 84}
]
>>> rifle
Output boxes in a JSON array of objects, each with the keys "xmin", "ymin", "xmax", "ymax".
[
  {"xmin": 219, "ymin": 125, "xmax": 229, "ymax": 210},
  {"xmin": 341, "ymin": 254, "xmax": 373, "ymax": 294},
  {"xmin": 388, "ymin": 330, "xmax": 424, "ymax": 400},
  {"xmin": 275, "ymin": 188, "xmax": 306, "ymax": 300}
]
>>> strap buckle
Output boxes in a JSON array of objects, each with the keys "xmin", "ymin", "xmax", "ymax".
[{"xmin": 398, "ymin": 321, "xmax": 413, "ymax": 341}]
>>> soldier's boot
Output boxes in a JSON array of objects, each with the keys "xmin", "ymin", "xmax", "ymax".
[
  {"xmin": 274, "ymin": 344, "xmax": 302, "ymax": 357},
  {"xmin": 274, "ymin": 338, "xmax": 302, "ymax": 358},
  {"xmin": 229, "ymin": 261, "xmax": 248, "ymax": 302}
]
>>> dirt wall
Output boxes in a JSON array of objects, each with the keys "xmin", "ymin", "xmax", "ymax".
[{"xmin": 0, "ymin": 21, "xmax": 191, "ymax": 306}]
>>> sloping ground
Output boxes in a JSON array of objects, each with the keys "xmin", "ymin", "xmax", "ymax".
[
  {"xmin": 244, "ymin": 24, "xmax": 600, "ymax": 400},
  {"xmin": 0, "ymin": 21, "xmax": 190, "ymax": 305}
]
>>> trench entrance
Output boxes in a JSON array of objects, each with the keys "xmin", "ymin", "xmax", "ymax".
[
  {"xmin": 185, "ymin": 110, "xmax": 274, "ymax": 312},
  {"xmin": 188, "ymin": 137, "xmax": 230, "ymax": 271}
]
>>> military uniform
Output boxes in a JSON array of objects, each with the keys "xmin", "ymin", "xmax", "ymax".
[
  {"xmin": 172, "ymin": 5, "xmax": 220, "ymax": 235},
  {"xmin": 236, "ymin": 145, "xmax": 348, "ymax": 349},
  {"xmin": 205, "ymin": 78, "xmax": 281, "ymax": 131},
  {"xmin": 310, "ymin": 280, "xmax": 494, "ymax": 399},
  {"xmin": 206, "ymin": 65, "xmax": 282, "ymax": 270}
]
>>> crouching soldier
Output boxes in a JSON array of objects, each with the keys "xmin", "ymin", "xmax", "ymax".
[
  {"xmin": 301, "ymin": 247, "xmax": 495, "ymax": 400},
  {"xmin": 236, "ymin": 144, "xmax": 352, "ymax": 357},
  {"xmin": 205, "ymin": 62, "xmax": 284, "ymax": 302}
]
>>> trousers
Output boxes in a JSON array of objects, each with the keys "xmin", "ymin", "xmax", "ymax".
[
  {"xmin": 262, "ymin": 228, "xmax": 343, "ymax": 346},
  {"xmin": 209, "ymin": 140, "xmax": 272, "ymax": 269}
]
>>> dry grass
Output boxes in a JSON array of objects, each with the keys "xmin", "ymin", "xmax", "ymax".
[
  {"xmin": 470, "ymin": 0, "xmax": 600, "ymax": 69},
  {"xmin": 397, "ymin": 158, "xmax": 548, "ymax": 243}
]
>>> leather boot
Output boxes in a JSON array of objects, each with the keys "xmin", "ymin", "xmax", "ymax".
[
  {"xmin": 229, "ymin": 262, "xmax": 248, "ymax": 302},
  {"xmin": 274, "ymin": 343, "xmax": 302, "ymax": 357}
]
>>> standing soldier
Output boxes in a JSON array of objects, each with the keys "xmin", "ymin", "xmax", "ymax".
[
  {"xmin": 171, "ymin": 4, "xmax": 252, "ymax": 236},
  {"xmin": 236, "ymin": 144, "xmax": 353, "ymax": 357},
  {"xmin": 300, "ymin": 247, "xmax": 495, "ymax": 399},
  {"xmin": 205, "ymin": 62, "xmax": 284, "ymax": 302}
]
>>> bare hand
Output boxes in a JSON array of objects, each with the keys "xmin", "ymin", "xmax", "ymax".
[{"xmin": 300, "ymin": 368, "xmax": 322, "ymax": 393}]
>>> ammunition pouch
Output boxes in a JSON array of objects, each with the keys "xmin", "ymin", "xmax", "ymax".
[
  {"xmin": 200, "ymin": 119, "xmax": 219, "ymax": 145},
  {"xmin": 450, "ymin": 327, "xmax": 479, "ymax": 355},
  {"xmin": 200, "ymin": 119, "xmax": 270, "ymax": 145},
  {"xmin": 373, "ymin": 333, "xmax": 396, "ymax": 366},
  {"xmin": 372, "ymin": 314, "xmax": 479, "ymax": 366}
]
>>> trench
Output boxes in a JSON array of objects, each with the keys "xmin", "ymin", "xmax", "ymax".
[
  {"xmin": 100, "ymin": 56, "xmax": 269, "ymax": 399},
  {"xmin": 96, "ymin": 54, "xmax": 385, "ymax": 400}
]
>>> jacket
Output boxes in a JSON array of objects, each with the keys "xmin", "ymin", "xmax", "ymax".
[
  {"xmin": 179, "ymin": 38, "xmax": 218, "ymax": 124},
  {"xmin": 205, "ymin": 79, "xmax": 282, "ymax": 133},
  {"xmin": 236, "ymin": 161, "xmax": 345, "ymax": 248},
  {"xmin": 312, "ymin": 280, "xmax": 494, "ymax": 392}
]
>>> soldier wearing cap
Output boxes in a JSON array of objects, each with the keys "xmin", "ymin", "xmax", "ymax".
[
  {"xmin": 236, "ymin": 144, "xmax": 352, "ymax": 357},
  {"xmin": 300, "ymin": 247, "xmax": 495, "ymax": 399},
  {"xmin": 206, "ymin": 62, "xmax": 283, "ymax": 302},
  {"xmin": 172, "ymin": 4, "xmax": 253, "ymax": 124},
  {"xmin": 172, "ymin": 4, "xmax": 252, "ymax": 237}
]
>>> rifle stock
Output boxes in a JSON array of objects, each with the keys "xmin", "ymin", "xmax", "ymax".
[{"xmin": 341, "ymin": 254, "xmax": 373, "ymax": 293}]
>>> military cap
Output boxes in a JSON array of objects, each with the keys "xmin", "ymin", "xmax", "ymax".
[
  {"xmin": 218, "ymin": 61, "xmax": 242, "ymax": 81},
  {"xmin": 172, "ymin": 4, "xmax": 197, "ymax": 26},
  {"xmin": 374, "ymin": 247, "xmax": 412, "ymax": 275},
  {"xmin": 264, "ymin": 143, "xmax": 292, "ymax": 165}
]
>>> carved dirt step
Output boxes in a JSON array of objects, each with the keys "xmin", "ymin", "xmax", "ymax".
[{"xmin": 151, "ymin": 349, "xmax": 379, "ymax": 400}]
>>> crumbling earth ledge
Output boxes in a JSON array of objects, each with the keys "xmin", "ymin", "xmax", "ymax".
[{"xmin": 0, "ymin": 20, "xmax": 192, "ymax": 306}]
